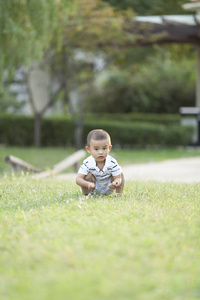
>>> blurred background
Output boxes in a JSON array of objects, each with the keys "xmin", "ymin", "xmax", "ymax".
[{"xmin": 0, "ymin": 0, "xmax": 198, "ymax": 151}]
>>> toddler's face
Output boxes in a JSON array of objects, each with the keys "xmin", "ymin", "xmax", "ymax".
[{"xmin": 86, "ymin": 139, "xmax": 112, "ymax": 162}]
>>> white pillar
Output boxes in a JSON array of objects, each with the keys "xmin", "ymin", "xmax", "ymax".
[
  {"xmin": 182, "ymin": 2, "xmax": 200, "ymax": 108},
  {"xmin": 196, "ymin": 47, "xmax": 200, "ymax": 108}
]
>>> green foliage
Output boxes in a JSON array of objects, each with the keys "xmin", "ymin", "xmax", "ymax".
[
  {"xmin": 50, "ymin": 0, "xmax": 136, "ymax": 54},
  {"xmin": 104, "ymin": 0, "xmax": 187, "ymax": 15},
  {"xmin": 0, "ymin": 178, "xmax": 200, "ymax": 299},
  {"xmin": 86, "ymin": 57, "xmax": 195, "ymax": 113},
  {"xmin": 0, "ymin": 114, "xmax": 194, "ymax": 147},
  {"xmin": 0, "ymin": 0, "xmax": 70, "ymax": 89},
  {"xmin": 0, "ymin": 114, "xmax": 74, "ymax": 147},
  {"xmin": 86, "ymin": 112, "xmax": 181, "ymax": 124},
  {"xmin": 0, "ymin": 88, "xmax": 25, "ymax": 113},
  {"xmin": 0, "ymin": 114, "xmax": 34, "ymax": 146},
  {"xmin": 84, "ymin": 120, "xmax": 193, "ymax": 147},
  {"xmin": 41, "ymin": 117, "xmax": 75, "ymax": 147}
]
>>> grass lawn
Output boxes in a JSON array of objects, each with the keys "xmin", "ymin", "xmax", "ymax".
[
  {"xmin": 1, "ymin": 146, "xmax": 200, "ymax": 174},
  {"xmin": 0, "ymin": 177, "xmax": 200, "ymax": 300}
]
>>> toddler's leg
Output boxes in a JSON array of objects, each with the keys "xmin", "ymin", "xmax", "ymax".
[
  {"xmin": 109, "ymin": 172, "xmax": 125, "ymax": 194},
  {"xmin": 81, "ymin": 172, "xmax": 96, "ymax": 195}
]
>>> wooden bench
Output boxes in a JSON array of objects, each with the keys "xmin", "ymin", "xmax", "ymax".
[
  {"xmin": 5, "ymin": 155, "xmax": 40, "ymax": 173},
  {"xmin": 5, "ymin": 150, "xmax": 86, "ymax": 178},
  {"xmin": 33, "ymin": 150, "xmax": 86, "ymax": 179}
]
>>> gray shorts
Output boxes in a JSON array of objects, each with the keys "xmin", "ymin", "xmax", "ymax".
[{"xmin": 93, "ymin": 177, "xmax": 114, "ymax": 195}]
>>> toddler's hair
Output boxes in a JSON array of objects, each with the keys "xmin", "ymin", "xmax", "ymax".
[{"xmin": 87, "ymin": 129, "xmax": 111, "ymax": 146}]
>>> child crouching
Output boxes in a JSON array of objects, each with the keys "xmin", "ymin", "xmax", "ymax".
[{"xmin": 76, "ymin": 129, "xmax": 124, "ymax": 196}]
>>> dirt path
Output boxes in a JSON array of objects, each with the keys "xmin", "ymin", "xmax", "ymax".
[
  {"xmin": 57, "ymin": 157, "xmax": 200, "ymax": 183},
  {"xmin": 122, "ymin": 157, "xmax": 200, "ymax": 183}
]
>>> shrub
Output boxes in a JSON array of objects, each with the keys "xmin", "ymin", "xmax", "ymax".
[
  {"xmin": 41, "ymin": 117, "xmax": 75, "ymax": 146},
  {"xmin": 85, "ymin": 112, "xmax": 181, "ymax": 125},
  {"xmin": 0, "ymin": 114, "xmax": 74, "ymax": 147},
  {"xmin": 84, "ymin": 120, "xmax": 193, "ymax": 147},
  {"xmin": 85, "ymin": 58, "xmax": 195, "ymax": 114},
  {"xmin": 0, "ymin": 114, "xmax": 194, "ymax": 147},
  {"xmin": 0, "ymin": 114, "xmax": 34, "ymax": 146}
]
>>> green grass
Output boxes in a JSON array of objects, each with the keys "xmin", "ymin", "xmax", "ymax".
[
  {"xmin": 1, "ymin": 146, "xmax": 200, "ymax": 174},
  {"xmin": 0, "ymin": 177, "xmax": 200, "ymax": 300}
]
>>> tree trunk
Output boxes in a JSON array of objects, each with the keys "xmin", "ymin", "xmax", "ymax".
[
  {"xmin": 75, "ymin": 120, "xmax": 84, "ymax": 150},
  {"xmin": 34, "ymin": 113, "xmax": 41, "ymax": 147}
]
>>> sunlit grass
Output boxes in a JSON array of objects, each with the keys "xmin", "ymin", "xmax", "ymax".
[{"xmin": 0, "ymin": 176, "xmax": 200, "ymax": 300}]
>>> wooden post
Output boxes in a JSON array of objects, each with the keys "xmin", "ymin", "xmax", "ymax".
[{"xmin": 5, "ymin": 155, "xmax": 40, "ymax": 173}]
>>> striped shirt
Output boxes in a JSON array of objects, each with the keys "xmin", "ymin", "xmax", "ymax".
[{"xmin": 78, "ymin": 155, "xmax": 121, "ymax": 182}]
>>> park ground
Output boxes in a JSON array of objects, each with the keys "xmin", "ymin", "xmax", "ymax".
[{"xmin": 0, "ymin": 147, "xmax": 200, "ymax": 300}]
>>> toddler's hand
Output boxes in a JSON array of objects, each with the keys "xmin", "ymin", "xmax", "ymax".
[
  {"xmin": 88, "ymin": 182, "xmax": 95, "ymax": 191},
  {"xmin": 113, "ymin": 179, "xmax": 121, "ymax": 187},
  {"xmin": 109, "ymin": 178, "xmax": 121, "ymax": 189}
]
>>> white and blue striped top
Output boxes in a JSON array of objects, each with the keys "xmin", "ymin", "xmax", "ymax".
[{"xmin": 78, "ymin": 155, "xmax": 121, "ymax": 181}]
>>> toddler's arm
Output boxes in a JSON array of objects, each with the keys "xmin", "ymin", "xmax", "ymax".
[{"xmin": 76, "ymin": 173, "xmax": 95, "ymax": 191}]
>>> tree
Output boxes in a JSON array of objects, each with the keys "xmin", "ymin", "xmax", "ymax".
[
  {"xmin": 0, "ymin": 0, "xmax": 73, "ymax": 146},
  {"xmin": 0, "ymin": 89, "xmax": 25, "ymax": 113},
  {"xmin": 85, "ymin": 55, "xmax": 195, "ymax": 114},
  {"xmin": 1, "ymin": 0, "xmax": 138, "ymax": 147},
  {"xmin": 0, "ymin": 0, "xmax": 72, "ymax": 90},
  {"xmin": 36, "ymin": 0, "xmax": 137, "ymax": 148},
  {"xmin": 27, "ymin": 60, "xmax": 64, "ymax": 147}
]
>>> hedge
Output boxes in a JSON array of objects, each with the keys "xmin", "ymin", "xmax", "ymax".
[
  {"xmin": 84, "ymin": 121, "xmax": 193, "ymax": 147},
  {"xmin": 0, "ymin": 114, "xmax": 194, "ymax": 147},
  {"xmin": 0, "ymin": 115, "xmax": 74, "ymax": 147},
  {"xmin": 85, "ymin": 112, "xmax": 181, "ymax": 125}
]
